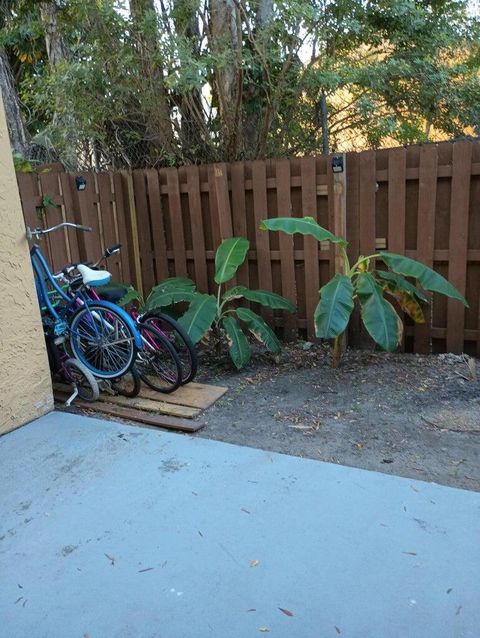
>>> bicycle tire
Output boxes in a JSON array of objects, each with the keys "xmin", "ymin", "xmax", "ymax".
[
  {"xmin": 111, "ymin": 366, "xmax": 142, "ymax": 398},
  {"xmin": 140, "ymin": 310, "xmax": 197, "ymax": 384},
  {"xmin": 69, "ymin": 302, "xmax": 138, "ymax": 379},
  {"xmin": 63, "ymin": 358, "xmax": 100, "ymax": 402},
  {"xmin": 136, "ymin": 323, "xmax": 182, "ymax": 393}
]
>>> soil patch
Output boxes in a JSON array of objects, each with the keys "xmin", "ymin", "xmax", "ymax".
[{"xmin": 195, "ymin": 343, "xmax": 480, "ymax": 492}]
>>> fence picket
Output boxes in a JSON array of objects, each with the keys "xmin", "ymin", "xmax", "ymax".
[
  {"xmin": 414, "ymin": 145, "xmax": 438, "ymax": 354},
  {"xmin": 164, "ymin": 168, "xmax": 188, "ymax": 277},
  {"xmin": 447, "ymin": 142, "xmax": 472, "ymax": 353},
  {"xmin": 301, "ymin": 156, "xmax": 319, "ymax": 339}
]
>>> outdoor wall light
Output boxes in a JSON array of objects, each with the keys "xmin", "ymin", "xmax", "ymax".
[
  {"xmin": 332, "ymin": 156, "xmax": 344, "ymax": 173},
  {"xmin": 75, "ymin": 176, "xmax": 87, "ymax": 191}
]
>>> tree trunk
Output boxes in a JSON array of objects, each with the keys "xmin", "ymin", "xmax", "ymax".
[
  {"xmin": 129, "ymin": 0, "xmax": 176, "ymax": 157},
  {"xmin": 241, "ymin": 0, "xmax": 274, "ymax": 158},
  {"xmin": 0, "ymin": 50, "xmax": 30, "ymax": 155},
  {"xmin": 39, "ymin": 1, "xmax": 77, "ymax": 169},
  {"xmin": 209, "ymin": 0, "xmax": 242, "ymax": 160},
  {"xmin": 172, "ymin": 0, "xmax": 212, "ymax": 161},
  {"xmin": 39, "ymin": 1, "xmax": 69, "ymax": 69}
]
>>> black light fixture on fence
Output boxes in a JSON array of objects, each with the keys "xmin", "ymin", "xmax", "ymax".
[
  {"xmin": 332, "ymin": 155, "xmax": 344, "ymax": 173},
  {"xmin": 75, "ymin": 176, "xmax": 87, "ymax": 191}
]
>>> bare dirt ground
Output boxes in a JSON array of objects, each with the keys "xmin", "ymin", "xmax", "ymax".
[{"xmin": 195, "ymin": 343, "xmax": 480, "ymax": 492}]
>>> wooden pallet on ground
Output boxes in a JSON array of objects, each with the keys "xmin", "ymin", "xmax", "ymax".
[{"xmin": 53, "ymin": 382, "xmax": 228, "ymax": 432}]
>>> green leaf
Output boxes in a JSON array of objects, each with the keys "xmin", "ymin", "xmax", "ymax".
[
  {"xmin": 356, "ymin": 272, "xmax": 403, "ymax": 352},
  {"xmin": 222, "ymin": 316, "xmax": 251, "ymax": 369},
  {"xmin": 178, "ymin": 294, "xmax": 217, "ymax": 344},
  {"xmin": 236, "ymin": 307, "xmax": 281, "ymax": 354},
  {"xmin": 240, "ymin": 289, "xmax": 296, "ymax": 312},
  {"xmin": 375, "ymin": 270, "xmax": 429, "ymax": 303},
  {"xmin": 117, "ymin": 285, "xmax": 142, "ymax": 307},
  {"xmin": 221, "ymin": 285, "xmax": 248, "ymax": 303},
  {"xmin": 222, "ymin": 286, "xmax": 295, "ymax": 312},
  {"xmin": 144, "ymin": 290, "xmax": 199, "ymax": 311},
  {"xmin": 150, "ymin": 277, "xmax": 196, "ymax": 293},
  {"xmin": 260, "ymin": 217, "xmax": 347, "ymax": 246},
  {"xmin": 314, "ymin": 274, "xmax": 354, "ymax": 339},
  {"xmin": 214, "ymin": 237, "xmax": 250, "ymax": 284},
  {"xmin": 379, "ymin": 253, "xmax": 468, "ymax": 306}
]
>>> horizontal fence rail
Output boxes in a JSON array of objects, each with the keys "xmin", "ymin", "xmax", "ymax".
[{"xmin": 18, "ymin": 140, "xmax": 480, "ymax": 355}]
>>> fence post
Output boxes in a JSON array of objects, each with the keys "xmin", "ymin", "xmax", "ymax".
[
  {"xmin": 330, "ymin": 154, "xmax": 348, "ymax": 353},
  {"xmin": 331, "ymin": 154, "xmax": 347, "ymax": 274},
  {"xmin": 121, "ymin": 170, "xmax": 144, "ymax": 296}
]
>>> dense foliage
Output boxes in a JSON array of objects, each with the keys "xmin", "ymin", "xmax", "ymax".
[{"xmin": 1, "ymin": 0, "xmax": 479, "ymax": 168}]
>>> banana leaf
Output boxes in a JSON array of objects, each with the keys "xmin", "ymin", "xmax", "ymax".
[
  {"xmin": 314, "ymin": 274, "xmax": 354, "ymax": 339},
  {"xmin": 177, "ymin": 294, "xmax": 217, "ymax": 343},
  {"xmin": 222, "ymin": 316, "xmax": 251, "ymax": 369},
  {"xmin": 222, "ymin": 286, "xmax": 295, "ymax": 311},
  {"xmin": 379, "ymin": 253, "xmax": 468, "ymax": 306},
  {"xmin": 260, "ymin": 216, "xmax": 346, "ymax": 246},
  {"xmin": 356, "ymin": 272, "xmax": 403, "ymax": 352},
  {"xmin": 214, "ymin": 237, "xmax": 250, "ymax": 284},
  {"xmin": 236, "ymin": 307, "xmax": 281, "ymax": 353}
]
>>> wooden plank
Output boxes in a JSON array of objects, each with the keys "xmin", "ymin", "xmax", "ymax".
[
  {"xmin": 387, "ymin": 147, "xmax": 406, "ymax": 253},
  {"xmin": 112, "ymin": 172, "xmax": 132, "ymax": 284},
  {"xmin": 275, "ymin": 159, "xmax": 297, "ymax": 339},
  {"xmin": 330, "ymin": 154, "xmax": 347, "ymax": 274},
  {"xmin": 17, "ymin": 171, "xmax": 42, "ymax": 238},
  {"xmin": 345, "ymin": 152, "xmax": 361, "ymax": 347},
  {"xmin": 146, "ymin": 169, "xmax": 169, "ymax": 283},
  {"xmin": 55, "ymin": 386, "xmax": 201, "ymax": 417},
  {"xmin": 359, "ymin": 150, "xmax": 377, "ymax": 258},
  {"xmin": 133, "ymin": 170, "xmax": 155, "ymax": 292},
  {"xmin": 387, "ymin": 147, "xmax": 406, "ymax": 351},
  {"xmin": 357, "ymin": 150, "xmax": 377, "ymax": 346},
  {"xmin": 231, "ymin": 162, "xmax": 249, "ymax": 289},
  {"xmin": 39, "ymin": 170, "xmax": 69, "ymax": 273},
  {"xmin": 211, "ymin": 163, "xmax": 233, "ymax": 240},
  {"xmin": 301, "ymin": 156, "xmax": 319, "ymax": 339},
  {"xmin": 414, "ymin": 145, "xmax": 438, "ymax": 354},
  {"xmin": 74, "ymin": 170, "xmax": 102, "ymax": 264},
  {"xmin": 97, "ymin": 172, "xmax": 122, "ymax": 281},
  {"xmin": 138, "ymin": 382, "xmax": 227, "ymax": 409},
  {"xmin": 252, "ymin": 160, "xmax": 273, "ymax": 319},
  {"xmin": 56, "ymin": 401, "xmax": 204, "ymax": 432},
  {"xmin": 185, "ymin": 165, "xmax": 208, "ymax": 292},
  {"xmin": 58, "ymin": 173, "xmax": 80, "ymax": 264},
  {"xmin": 164, "ymin": 167, "xmax": 188, "ymax": 276},
  {"xmin": 121, "ymin": 171, "xmax": 144, "ymax": 293},
  {"xmin": 447, "ymin": 141, "xmax": 472, "ymax": 353}
]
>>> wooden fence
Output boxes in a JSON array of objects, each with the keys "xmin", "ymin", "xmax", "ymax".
[{"xmin": 18, "ymin": 140, "xmax": 480, "ymax": 355}]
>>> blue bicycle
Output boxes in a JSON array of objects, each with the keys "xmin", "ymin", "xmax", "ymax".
[{"xmin": 28, "ymin": 222, "xmax": 142, "ymax": 380}]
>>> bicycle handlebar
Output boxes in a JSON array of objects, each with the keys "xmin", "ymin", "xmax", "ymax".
[{"xmin": 26, "ymin": 222, "xmax": 92, "ymax": 240}]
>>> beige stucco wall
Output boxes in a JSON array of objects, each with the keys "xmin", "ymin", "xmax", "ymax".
[{"xmin": 0, "ymin": 93, "xmax": 53, "ymax": 434}]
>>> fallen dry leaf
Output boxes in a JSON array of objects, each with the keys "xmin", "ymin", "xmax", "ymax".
[
  {"xmin": 246, "ymin": 608, "xmax": 256, "ymax": 613},
  {"xmin": 335, "ymin": 626, "xmax": 342, "ymax": 634},
  {"xmin": 279, "ymin": 607, "xmax": 294, "ymax": 617},
  {"xmin": 250, "ymin": 560, "xmax": 260, "ymax": 568},
  {"xmin": 241, "ymin": 507, "xmax": 251, "ymax": 514},
  {"xmin": 403, "ymin": 551, "xmax": 417, "ymax": 556},
  {"xmin": 259, "ymin": 628, "xmax": 270, "ymax": 633},
  {"xmin": 104, "ymin": 553, "xmax": 116, "ymax": 566},
  {"xmin": 138, "ymin": 567, "xmax": 154, "ymax": 573}
]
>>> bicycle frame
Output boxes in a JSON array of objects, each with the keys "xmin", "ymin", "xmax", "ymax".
[{"xmin": 30, "ymin": 243, "xmax": 142, "ymax": 349}]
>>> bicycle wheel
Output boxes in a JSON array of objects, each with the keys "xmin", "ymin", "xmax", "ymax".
[
  {"xmin": 63, "ymin": 358, "xmax": 100, "ymax": 402},
  {"xmin": 69, "ymin": 303, "xmax": 138, "ymax": 379},
  {"xmin": 136, "ymin": 323, "xmax": 182, "ymax": 393},
  {"xmin": 140, "ymin": 310, "xmax": 197, "ymax": 384},
  {"xmin": 111, "ymin": 366, "xmax": 141, "ymax": 398}
]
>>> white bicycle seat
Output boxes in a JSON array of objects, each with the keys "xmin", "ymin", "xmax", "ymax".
[{"xmin": 77, "ymin": 264, "xmax": 112, "ymax": 287}]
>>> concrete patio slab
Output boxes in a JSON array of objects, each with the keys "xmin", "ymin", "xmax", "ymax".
[{"xmin": 0, "ymin": 411, "xmax": 479, "ymax": 638}]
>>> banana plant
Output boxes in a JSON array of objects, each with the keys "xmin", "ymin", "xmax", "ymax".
[
  {"xmin": 122, "ymin": 237, "xmax": 296, "ymax": 369},
  {"xmin": 261, "ymin": 216, "xmax": 468, "ymax": 366}
]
